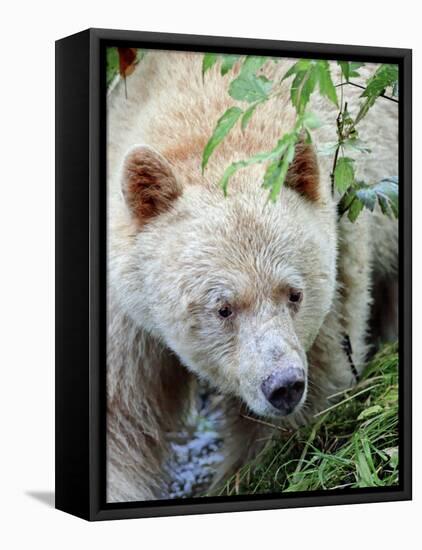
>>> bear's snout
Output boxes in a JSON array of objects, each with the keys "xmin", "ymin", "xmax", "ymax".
[{"xmin": 261, "ymin": 367, "xmax": 305, "ymax": 415}]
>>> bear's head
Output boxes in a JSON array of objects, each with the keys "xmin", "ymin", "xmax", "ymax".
[{"xmin": 112, "ymin": 143, "xmax": 337, "ymax": 420}]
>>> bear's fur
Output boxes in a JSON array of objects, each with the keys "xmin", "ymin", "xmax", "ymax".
[{"xmin": 106, "ymin": 52, "xmax": 398, "ymax": 502}]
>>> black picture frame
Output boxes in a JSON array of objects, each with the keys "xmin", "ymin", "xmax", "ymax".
[{"xmin": 55, "ymin": 28, "xmax": 412, "ymax": 521}]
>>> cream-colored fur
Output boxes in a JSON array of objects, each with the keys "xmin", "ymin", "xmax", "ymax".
[{"xmin": 106, "ymin": 52, "xmax": 398, "ymax": 502}]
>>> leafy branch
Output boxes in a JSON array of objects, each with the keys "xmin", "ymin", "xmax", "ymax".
[
  {"xmin": 338, "ymin": 177, "xmax": 398, "ymax": 222},
  {"xmin": 201, "ymin": 55, "xmax": 399, "ymax": 221},
  {"xmin": 336, "ymin": 81, "xmax": 399, "ymax": 104},
  {"xmin": 202, "ymin": 57, "xmax": 338, "ymax": 201},
  {"xmin": 328, "ymin": 62, "xmax": 399, "ymax": 219}
]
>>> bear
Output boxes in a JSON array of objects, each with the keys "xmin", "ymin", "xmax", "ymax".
[{"xmin": 106, "ymin": 51, "xmax": 398, "ymax": 502}]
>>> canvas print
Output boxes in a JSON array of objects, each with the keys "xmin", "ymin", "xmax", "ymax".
[{"xmin": 105, "ymin": 47, "xmax": 399, "ymax": 503}]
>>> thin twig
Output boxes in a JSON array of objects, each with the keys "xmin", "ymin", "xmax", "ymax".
[
  {"xmin": 330, "ymin": 106, "xmax": 344, "ymax": 195},
  {"xmin": 330, "ymin": 142, "xmax": 341, "ymax": 196},
  {"xmin": 336, "ymin": 81, "xmax": 398, "ymax": 104}
]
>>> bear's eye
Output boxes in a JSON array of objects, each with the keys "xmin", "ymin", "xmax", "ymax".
[
  {"xmin": 218, "ymin": 304, "xmax": 233, "ymax": 318},
  {"xmin": 288, "ymin": 290, "xmax": 303, "ymax": 304}
]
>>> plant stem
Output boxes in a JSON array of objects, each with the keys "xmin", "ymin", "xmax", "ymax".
[
  {"xmin": 331, "ymin": 145, "xmax": 340, "ymax": 196},
  {"xmin": 330, "ymin": 104, "xmax": 345, "ymax": 196}
]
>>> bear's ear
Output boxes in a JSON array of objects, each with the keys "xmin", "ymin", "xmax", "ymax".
[
  {"xmin": 121, "ymin": 145, "xmax": 182, "ymax": 224},
  {"xmin": 285, "ymin": 138, "xmax": 320, "ymax": 202}
]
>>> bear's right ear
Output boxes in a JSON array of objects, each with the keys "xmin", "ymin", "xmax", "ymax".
[{"xmin": 121, "ymin": 145, "xmax": 182, "ymax": 225}]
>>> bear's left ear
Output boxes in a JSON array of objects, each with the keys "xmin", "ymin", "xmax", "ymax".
[
  {"xmin": 121, "ymin": 145, "xmax": 182, "ymax": 225},
  {"xmin": 285, "ymin": 138, "xmax": 320, "ymax": 202}
]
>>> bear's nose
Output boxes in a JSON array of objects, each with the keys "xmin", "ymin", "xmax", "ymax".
[{"xmin": 261, "ymin": 367, "xmax": 305, "ymax": 414}]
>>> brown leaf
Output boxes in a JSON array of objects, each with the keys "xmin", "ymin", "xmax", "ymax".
[{"xmin": 117, "ymin": 48, "xmax": 137, "ymax": 78}]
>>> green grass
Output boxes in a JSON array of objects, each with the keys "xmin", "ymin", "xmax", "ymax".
[{"xmin": 216, "ymin": 343, "xmax": 399, "ymax": 496}]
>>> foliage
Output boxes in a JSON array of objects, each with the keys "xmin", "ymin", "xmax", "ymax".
[
  {"xmin": 282, "ymin": 59, "xmax": 338, "ymax": 112},
  {"xmin": 106, "ymin": 47, "xmax": 145, "ymax": 89},
  {"xmin": 107, "ymin": 48, "xmax": 399, "ymax": 221},
  {"xmin": 338, "ymin": 61, "xmax": 365, "ymax": 82},
  {"xmin": 355, "ymin": 64, "xmax": 399, "ymax": 124},
  {"xmin": 216, "ymin": 111, "xmax": 319, "ymax": 198},
  {"xmin": 201, "ymin": 107, "xmax": 243, "ymax": 173},
  {"xmin": 202, "ymin": 55, "xmax": 399, "ymax": 218},
  {"xmin": 106, "ymin": 47, "xmax": 119, "ymax": 87},
  {"xmin": 212, "ymin": 343, "xmax": 399, "ymax": 496},
  {"xmin": 338, "ymin": 177, "xmax": 399, "ymax": 222}
]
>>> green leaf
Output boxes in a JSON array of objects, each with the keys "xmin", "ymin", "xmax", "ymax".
[
  {"xmin": 263, "ymin": 161, "xmax": 284, "ymax": 190},
  {"xmin": 220, "ymin": 163, "xmax": 240, "ymax": 196},
  {"xmin": 362, "ymin": 64, "xmax": 399, "ymax": 99},
  {"xmin": 339, "ymin": 177, "xmax": 398, "ymax": 221},
  {"xmin": 270, "ymin": 134, "xmax": 296, "ymax": 161},
  {"xmin": 337, "ymin": 188, "xmax": 356, "ymax": 217},
  {"xmin": 302, "ymin": 111, "xmax": 322, "ymax": 130},
  {"xmin": 338, "ymin": 61, "xmax": 350, "ymax": 81},
  {"xmin": 303, "ymin": 129, "xmax": 312, "ymax": 144},
  {"xmin": 202, "ymin": 53, "xmax": 218, "ymax": 77},
  {"xmin": 220, "ymin": 54, "xmax": 240, "ymax": 76},
  {"xmin": 282, "ymin": 60, "xmax": 318, "ymax": 114},
  {"xmin": 106, "ymin": 47, "xmax": 119, "ymax": 87},
  {"xmin": 219, "ymin": 149, "xmax": 280, "ymax": 195},
  {"xmin": 338, "ymin": 61, "xmax": 365, "ymax": 82},
  {"xmin": 218, "ymin": 134, "xmax": 295, "ymax": 195},
  {"xmin": 315, "ymin": 60, "xmax": 339, "ymax": 107},
  {"xmin": 373, "ymin": 177, "xmax": 399, "ymax": 218},
  {"xmin": 344, "ymin": 138, "xmax": 371, "ymax": 154},
  {"xmin": 290, "ymin": 67, "xmax": 318, "ymax": 114},
  {"xmin": 350, "ymin": 62, "xmax": 365, "ymax": 75},
  {"xmin": 378, "ymin": 195, "xmax": 389, "ymax": 215},
  {"xmin": 357, "ymin": 405, "xmax": 383, "ymax": 420},
  {"xmin": 355, "ymin": 186, "xmax": 376, "ymax": 211},
  {"xmin": 229, "ymin": 74, "xmax": 272, "ymax": 103},
  {"xmin": 270, "ymin": 147, "xmax": 296, "ymax": 201},
  {"xmin": 334, "ymin": 157, "xmax": 355, "ymax": 193},
  {"xmin": 282, "ymin": 59, "xmax": 312, "ymax": 81},
  {"xmin": 347, "ymin": 197, "xmax": 364, "ymax": 222},
  {"xmin": 284, "ymin": 59, "xmax": 337, "ymax": 113},
  {"xmin": 264, "ymin": 139, "xmax": 296, "ymax": 201},
  {"xmin": 318, "ymin": 142, "xmax": 339, "ymax": 156},
  {"xmin": 351, "ymin": 177, "xmax": 398, "ymax": 218},
  {"xmin": 241, "ymin": 101, "xmax": 263, "ymax": 131},
  {"xmin": 240, "ymin": 56, "xmax": 268, "ymax": 75},
  {"xmin": 356, "ymin": 64, "xmax": 399, "ymax": 124},
  {"xmin": 202, "ymin": 106, "xmax": 243, "ymax": 172}
]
